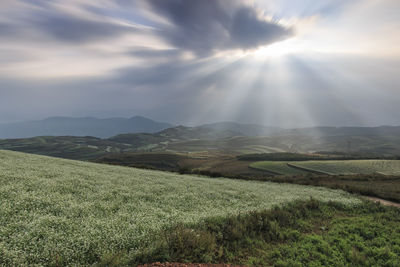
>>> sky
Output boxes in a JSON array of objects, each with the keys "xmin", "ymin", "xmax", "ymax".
[{"xmin": 0, "ymin": 0, "xmax": 399, "ymax": 127}]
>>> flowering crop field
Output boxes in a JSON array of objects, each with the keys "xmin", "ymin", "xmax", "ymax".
[
  {"xmin": 0, "ymin": 150, "xmax": 359, "ymax": 266},
  {"xmin": 290, "ymin": 160, "xmax": 400, "ymax": 175},
  {"xmin": 250, "ymin": 161, "xmax": 309, "ymax": 175}
]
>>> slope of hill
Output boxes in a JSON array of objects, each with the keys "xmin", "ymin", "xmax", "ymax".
[
  {"xmin": 0, "ymin": 150, "xmax": 359, "ymax": 266},
  {"xmin": 108, "ymin": 125, "xmax": 245, "ymax": 152},
  {"xmin": 284, "ymin": 126, "xmax": 400, "ymax": 137},
  {"xmin": 0, "ymin": 116, "xmax": 172, "ymax": 138},
  {"xmin": 200, "ymin": 121, "xmax": 282, "ymax": 136},
  {"xmin": 1, "ymin": 124, "xmax": 400, "ymax": 161},
  {"xmin": 0, "ymin": 136, "xmax": 134, "ymax": 160},
  {"xmin": 0, "ymin": 125, "xmax": 244, "ymax": 160},
  {"xmin": 110, "ymin": 125, "xmax": 240, "ymax": 144}
]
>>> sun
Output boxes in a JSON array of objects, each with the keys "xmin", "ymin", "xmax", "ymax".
[{"xmin": 252, "ymin": 38, "xmax": 306, "ymax": 59}]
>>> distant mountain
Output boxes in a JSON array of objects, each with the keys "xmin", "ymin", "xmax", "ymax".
[
  {"xmin": 0, "ymin": 116, "xmax": 172, "ymax": 138},
  {"xmin": 200, "ymin": 122, "xmax": 282, "ymax": 136}
]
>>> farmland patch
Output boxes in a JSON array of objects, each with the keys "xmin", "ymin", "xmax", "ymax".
[{"xmin": 0, "ymin": 150, "xmax": 359, "ymax": 266}]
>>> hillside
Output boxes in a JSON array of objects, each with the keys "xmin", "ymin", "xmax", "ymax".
[
  {"xmin": 1, "ymin": 124, "xmax": 400, "ymax": 162},
  {"xmin": 0, "ymin": 150, "xmax": 359, "ymax": 266},
  {"xmin": 109, "ymin": 125, "xmax": 400, "ymax": 155},
  {"xmin": 200, "ymin": 122, "xmax": 282, "ymax": 136},
  {"xmin": 109, "ymin": 125, "xmax": 240, "ymax": 145},
  {"xmin": 0, "ymin": 116, "xmax": 172, "ymax": 138},
  {"xmin": 0, "ymin": 136, "xmax": 132, "ymax": 160},
  {"xmin": 0, "ymin": 126, "xmax": 244, "ymax": 160}
]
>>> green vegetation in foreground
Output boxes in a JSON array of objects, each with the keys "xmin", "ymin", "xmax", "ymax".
[
  {"xmin": 137, "ymin": 199, "xmax": 400, "ymax": 267},
  {"xmin": 250, "ymin": 161, "xmax": 309, "ymax": 175},
  {"xmin": 291, "ymin": 160, "xmax": 400, "ymax": 175},
  {"xmin": 0, "ymin": 150, "xmax": 359, "ymax": 266}
]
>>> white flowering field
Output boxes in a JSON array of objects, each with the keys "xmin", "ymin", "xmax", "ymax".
[
  {"xmin": 290, "ymin": 160, "xmax": 400, "ymax": 175},
  {"xmin": 0, "ymin": 150, "xmax": 360, "ymax": 266}
]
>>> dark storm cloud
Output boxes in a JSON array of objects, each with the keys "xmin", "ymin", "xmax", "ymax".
[
  {"xmin": 229, "ymin": 7, "xmax": 292, "ymax": 49},
  {"xmin": 31, "ymin": 11, "xmax": 135, "ymax": 43},
  {"xmin": 0, "ymin": 23, "xmax": 16, "ymax": 36},
  {"xmin": 0, "ymin": 1, "xmax": 137, "ymax": 44},
  {"xmin": 1, "ymin": 0, "xmax": 292, "ymax": 52},
  {"xmin": 148, "ymin": 0, "xmax": 294, "ymax": 55}
]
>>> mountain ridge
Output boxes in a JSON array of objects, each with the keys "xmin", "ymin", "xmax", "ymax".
[{"xmin": 0, "ymin": 116, "xmax": 173, "ymax": 139}]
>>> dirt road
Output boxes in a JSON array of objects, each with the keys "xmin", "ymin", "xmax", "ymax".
[{"xmin": 365, "ymin": 197, "xmax": 400, "ymax": 208}]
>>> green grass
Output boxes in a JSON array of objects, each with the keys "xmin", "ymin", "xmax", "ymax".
[
  {"xmin": 291, "ymin": 160, "xmax": 400, "ymax": 175},
  {"xmin": 0, "ymin": 150, "xmax": 359, "ymax": 266},
  {"xmin": 250, "ymin": 161, "xmax": 309, "ymax": 175},
  {"xmin": 149, "ymin": 199, "xmax": 400, "ymax": 267}
]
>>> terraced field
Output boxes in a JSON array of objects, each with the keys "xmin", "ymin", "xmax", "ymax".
[
  {"xmin": 291, "ymin": 160, "xmax": 400, "ymax": 175},
  {"xmin": 250, "ymin": 161, "xmax": 309, "ymax": 175},
  {"xmin": 251, "ymin": 159, "xmax": 400, "ymax": 176},
  {"xmin": 0, "ymin": 150, "xmax": 359, "ymax": 266}
]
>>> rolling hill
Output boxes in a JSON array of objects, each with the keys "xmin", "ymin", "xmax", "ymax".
[
  {"xmin": 200, "ymin": 121, "xmax": 282, "ymax": 136},
  {"xmin": 0, "ymin": 116, "xmax": 172, "ymax": 138},
  {"xmin": 1, "ymin": 123, "xmax": 400, "ymax": 162}
]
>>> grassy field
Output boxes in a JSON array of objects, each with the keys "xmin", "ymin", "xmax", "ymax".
[
  {"xmin": 250, "ymin": 159, "xmax": 400, "ymax": 176},
  {"xmin": 150, "ymin": 199, "xmax": 400, "ymax": 266},
  {"xmin": 96, "ymin": 153, "xmax": 400, "ymax": 202},
  {"xmin": 291, "ymin": 160, "xmax": 400, "ymax": 175},
  {"xmin": 250, "ymin": 161, "xmax": 309, "ymax": 175},
  {"xmin": 0, "ymin": 150, "xmax": 359, "ymax": 266},
  {"xmin": 266, "ymin": 173, "xmax": 400, "ymax": 203}
]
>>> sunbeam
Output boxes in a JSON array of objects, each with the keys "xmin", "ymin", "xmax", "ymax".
[{"xmin": 0, "ymin": 0, "xmax": 399, "ymax": 126}]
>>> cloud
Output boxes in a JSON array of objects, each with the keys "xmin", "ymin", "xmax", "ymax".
[
  {"xmin": 0, "ymin": 0, "xmax": 399, "ymax": 127},
  {"xmin": 260, "ymin": 0, "xmax": 353, "ymax": 18},
  {"xmin": 127, "ymin": 47, "xmax": 182, "ymax": 60},
  {"xmin": 0, "ymin": 23, "xmax": 17, "ymax": 36},
  {"xmin": 229, "ymin": 7, "xmax": 293, "ymax": 49},
  {"xmin": 0, "ymin": 0, "xmax": 138, "ymax": 44},
  {"xmin": 32, "ymin": 13, "xmax": 136, "ymax": 43},
  {"xmin": 147, "ymin": 0, "xmax": 294, "ymax": 55}
]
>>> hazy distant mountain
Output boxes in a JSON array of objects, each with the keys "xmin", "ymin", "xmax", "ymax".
[
  {"xmin": 0, "ymin": 116, "xmax": 172, "ymax": 138},
  {"xmin": 200, "ymin": 122, "xmax": 282, "ymax": 136}
]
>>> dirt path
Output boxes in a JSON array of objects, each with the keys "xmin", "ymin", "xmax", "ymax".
[{"xmin": 365, "ymin": 197, "xmax": 400, "ymax": 208}]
